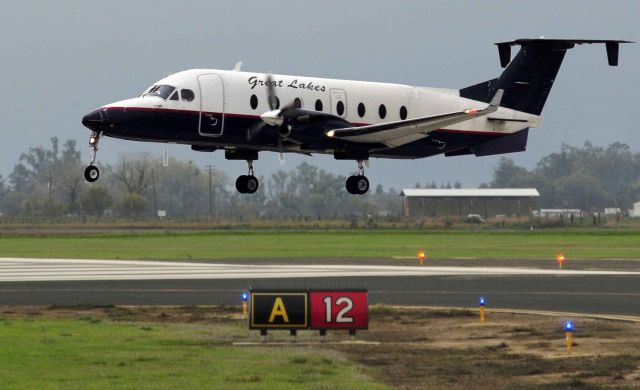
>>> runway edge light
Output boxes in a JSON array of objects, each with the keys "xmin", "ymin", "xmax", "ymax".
[
  {"xmin": 564, "ymin": 320, "xmax": 574, "ymax": 354},
  {"xmin": 479, "ymin": 297, "xmax": 486, "ymax": 323},
  {"xmin": 556, "ymin": 253, "xmax": 566, "ymax": 269},
  {"xmin": 417, "ymin": 249, "xmax": 426, "ymax": 265},
  {"xmin": 241, "ymin": 291, "xmax": 249, "ymax": 320}
]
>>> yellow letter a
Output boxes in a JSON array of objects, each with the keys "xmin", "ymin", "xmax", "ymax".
[{"xmin": 268, "ymin": 297, "xmax": 289, "ymax": 323}]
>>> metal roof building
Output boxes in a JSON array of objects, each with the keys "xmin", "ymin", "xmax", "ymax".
[{"xmin": 400, "ymin": 188, "xmax": 540, "ymax": 219}]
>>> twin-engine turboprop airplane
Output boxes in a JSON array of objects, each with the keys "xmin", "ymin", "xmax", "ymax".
[{"xmin": 82, "ymin": 38, "xmax": 630, "ymax": 194}]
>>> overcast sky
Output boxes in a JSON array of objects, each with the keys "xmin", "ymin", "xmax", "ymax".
[{"xmin": 1, "ymin": 1, "xmax": 638, "ymax": 189}]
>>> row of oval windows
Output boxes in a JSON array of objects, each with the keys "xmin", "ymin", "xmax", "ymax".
[{"xmin": 249, "ymin": 94, "xmax": 408, "ymax": 120}]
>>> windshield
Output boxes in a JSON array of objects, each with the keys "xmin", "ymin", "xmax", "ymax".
[{"xmin": 143, "ymin": 85, "xmax": 175, "ymax": 100}]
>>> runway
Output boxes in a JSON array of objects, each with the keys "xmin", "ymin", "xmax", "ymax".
[{"xmin": 1, "ymin": 258, "xmax": 639, "ymax": 316}]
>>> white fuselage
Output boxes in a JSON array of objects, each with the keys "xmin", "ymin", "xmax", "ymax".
[{"xmin": 102, "ymin": 69, "xmax": 541, "ymax": 150}]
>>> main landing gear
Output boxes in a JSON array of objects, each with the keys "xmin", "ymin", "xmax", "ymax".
[
  {"xmin": 84, "ymin": 131, "xmax": 101, "ymax": 183},
  {"xmin": 345, "ymin": 160, "xmax": 370, "ymax": 195},
  {"xmin": 235, "ymin": 160, "xmax": 259, "ymax": 194}
]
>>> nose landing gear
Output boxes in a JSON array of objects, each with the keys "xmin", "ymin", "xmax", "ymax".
[
  {"xmin": 345, "ymin": 160, "xmax": 370, "ymax": 195},
  {"xmin": 235, "ymin": 160, "xmax": 259, "ymax": 194},
  {"xmin": 84, "ymin": 131, "xmax": 101, "ymax": 183}
]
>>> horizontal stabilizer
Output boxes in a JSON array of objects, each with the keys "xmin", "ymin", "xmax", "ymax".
[{"xmin": 495, "ymin": 38, "xmax": 633, "ymax": 68}]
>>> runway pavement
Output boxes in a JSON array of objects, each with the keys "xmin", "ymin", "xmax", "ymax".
[{"xmin": 1, "ymin": 257, "xmax": 639, "ymax": 316}]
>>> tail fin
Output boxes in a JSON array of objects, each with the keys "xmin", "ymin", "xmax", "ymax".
[{"xmin": 460, "ymin": 39, "xmax": 631, "ymax": 115}]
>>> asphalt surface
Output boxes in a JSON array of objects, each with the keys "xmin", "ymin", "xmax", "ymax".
[{"xmin": 1, "ymin": 258, "xmax": 639, "ymax": 316}]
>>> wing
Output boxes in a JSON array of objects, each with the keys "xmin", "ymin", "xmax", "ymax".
[{"xmin": 326, "ymin": 89, "xmax": 504, "ymax": 147}]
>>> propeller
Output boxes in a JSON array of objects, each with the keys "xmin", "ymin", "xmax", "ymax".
[{"xmin": 246, "ymin": 73, "xmax": 297, "ymax": 143}]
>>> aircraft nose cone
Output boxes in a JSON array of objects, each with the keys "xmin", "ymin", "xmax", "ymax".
[{"xmin": 82, "ymin": 109, "xmax": 105, "ymax": 132}]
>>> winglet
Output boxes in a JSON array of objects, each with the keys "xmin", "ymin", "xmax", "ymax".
[
  {"xmin": 490, "ymin": 89, "xmax": 504, "ymax": 107},
  {"xmin": 465, "ymin": 89, "xmax": 503, "ymax": 115}
]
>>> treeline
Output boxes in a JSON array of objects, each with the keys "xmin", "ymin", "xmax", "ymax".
[
  {"xmin": 1, "ymin": 138, "xmax": 638, "ymax": 220},
  {"xmin": 0, "ymin": 138, "xmax": 401, "ymax": 220},
  {"xmin": 485, "ymin": 142, "xmax": 640, "ymax": 211}
]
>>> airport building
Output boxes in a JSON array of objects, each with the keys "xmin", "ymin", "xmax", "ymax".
[{"xmin": 400, "ymin": 188, "xmax": 540, "ymax": 219}]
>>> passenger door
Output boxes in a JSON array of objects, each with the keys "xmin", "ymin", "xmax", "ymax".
[
  {"xmin": 330, "ymin": 89, "xmax": 347, "ymax": 119},
  {"xmin": 198, "ymin": 73, "xmax": 225, "ymax": 136}
]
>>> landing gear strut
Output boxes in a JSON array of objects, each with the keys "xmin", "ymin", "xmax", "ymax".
[
  {"xmin": 235, "ymin": 160, "xmax": 259, "ymax": 194},
  {"xmin": 346, "ymin": 160, "xmax": 370, "ymax": 195},
  {"xmin": 84, "ymin": 131, "xmax": 101, "ymax": 183}
]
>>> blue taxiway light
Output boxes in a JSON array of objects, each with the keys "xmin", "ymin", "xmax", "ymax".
[
  {"xmin": 241, "ymin": 292, "xmax": 249, "ymax": 301},
  {"xmin": 479, "ymin": 297, "xmax": 486, "ymax": 306},
  {"xmin": 564, "ymin": 320, "xmax": 574, "ymax": 332}
]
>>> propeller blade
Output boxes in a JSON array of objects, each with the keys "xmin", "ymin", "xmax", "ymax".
[
  {"xmin": 246, "ymin": 121, "xmax": 267, "ymax": 141},
  {"xmin": 265, "ymin": 73, "xmax": 279, "ymax": 110}
]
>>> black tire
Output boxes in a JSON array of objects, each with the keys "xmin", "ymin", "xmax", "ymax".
[
  {"xmin": 345, "ymin": 175, "xmax": 358, "ymax": 194},
  {"xmin": 235, "ymin": 175, "xmax": 248, "ymax": 194},
  {"xmin": 84, "ymin": 165, "xmax": 100, "ymax": 183},
  {"xmin": 245, "ymin": 175, "xmax": 259, "ymax": 194},
  {"xmin": 355, "ymin": 175, "xmax": 369, "ymax": 195}
]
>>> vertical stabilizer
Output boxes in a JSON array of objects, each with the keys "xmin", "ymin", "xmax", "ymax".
[{"xmin": 460, "ymin": 39, "xmax": 631, "ymax": 115}]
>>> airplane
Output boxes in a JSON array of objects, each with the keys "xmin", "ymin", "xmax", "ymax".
[{"xmin": 81, "ymin": 38, "xmax": 630, "ymax": 195}]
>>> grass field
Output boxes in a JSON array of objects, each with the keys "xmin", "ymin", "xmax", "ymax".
[
  {"xmin": 0, "ymin": 311, "xmax": 386, "ymax": 389},
  {"xmin": 3, "ymin": 306, "xmax": 640, "ymax": 389},
  {"xmin": 1, "ymin": 229, "xmax": 639, "ymax": 260}
]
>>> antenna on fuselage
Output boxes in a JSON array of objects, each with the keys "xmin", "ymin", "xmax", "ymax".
[
  {"xmin": 163, "ymin": 144, "xmax": 169, "ymax": 167},
  {"xmin": 233, "ymin": 61, "xmax": 243, "ymax": 71}
]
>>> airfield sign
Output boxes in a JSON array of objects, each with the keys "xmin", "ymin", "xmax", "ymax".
[
  {"xmin": 248, "ymin": 289, "xmax": 368, "ymax": 333},
  {"xmin": 309, "ymin": 291, "xmax": 368, "ymax": 330},
  {"xmin": 249, "ymin": 292, "xmax": 308, "ymax": 329}
]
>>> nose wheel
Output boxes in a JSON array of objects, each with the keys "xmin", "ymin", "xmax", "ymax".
[
  {"xmin": 236, "ymin": 160, "xmax": 259, "ymax": 194},
  {"xmin": 84, "ymin": 165, "xmax": 100, "ymax": 182},
  {"xmin": 84, "ymin": 131, "xmax": 102, "ymax": 183},
  {"xmin": 346, "ymin": 160, "xmax": 370, "ymax": 195}
]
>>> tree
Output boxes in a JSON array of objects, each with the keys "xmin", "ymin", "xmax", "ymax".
[
  {"xmin": 0, "ymin": 175, "xmax": 6, "ymax": 203},
  {"xmin": 154, "ymin": 159, "xmax": 208, "ymax": 216},
  {"xmin": 56, "ymin": 140, "xmax": 85, "ymax": 213},
  {"xmin": 115, "ymin": 193, "xmax": 148, "ymax": 217},
  {"xmin": 114, "ymin": 154, "xmax": 153, "ymax": 195},
  {"xmin": 79, "ymin": 186, "xmax": 113, "ymax": 218},
  {"xmin": 490, "ymin": 158, "xmax": 533, "ymax": 188},
  {"xmin": 7, "ymin": 137, "xmax": 85, "ymax": 215},
  {"xmin": 488, "ymin": 142, "xmax": 640, "ymax": 210}
]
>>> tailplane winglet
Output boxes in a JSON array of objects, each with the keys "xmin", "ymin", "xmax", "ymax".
[{"xmin": 490, "ymin": 89, "xmax": 504, "ymax": 107}]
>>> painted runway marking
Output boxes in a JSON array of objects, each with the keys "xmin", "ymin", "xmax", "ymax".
[{"xmin": 1, "ymin": 258, "xmax": 640, "ymax": 282}]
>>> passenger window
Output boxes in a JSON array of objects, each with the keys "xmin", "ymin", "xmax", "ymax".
[
  {"xmin": 169, "ymin": 91, "xmax": 179, "ymax": 101},
  {"xmin": 294, "ymin": 98, "xmax": 302, "ymax": 109},
  {"xmin": 181, "ymin": 89, "xmax": 195, "ymax": 102},
  {"xmin": 357, "ymin": 103, "xmax": 366, "ymax": 118},
  {"xmin": 336, "ymin": 101, "xmax": 345, "ymax": 116},
  {"xmin": 400, "ymin": 106, "xmax": 408, "ymax": 120},
  {"xmin": 378, "ymin": 104, "xmax": 387, "ymax": 119},
  {"xmin": 315, "ymin": 99, "xmax": 323, "ymax": 112},
  {"xmin": 250, "ymin": 94, "xmax": 258, "ymax": 110},
  {"xmin": 269, "ymin": 96, "xmax": 280, "ymax": 109}
]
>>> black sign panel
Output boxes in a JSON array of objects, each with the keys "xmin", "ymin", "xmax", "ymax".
[{"xmin": 250, "ymin": 292, "xmax": 308, "ymax": 329}]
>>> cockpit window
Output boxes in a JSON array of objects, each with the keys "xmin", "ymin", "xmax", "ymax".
[
  {"xmin": 169, "ymin": 91, "xmax": 179, "ymax": 101},
  {"xmin": 181, "ymin": 89, "xmax": 195, "ymax": 102},
  {"xmin": 143, "ymin": 85, "xmax": 175, "ymax": 100}
]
